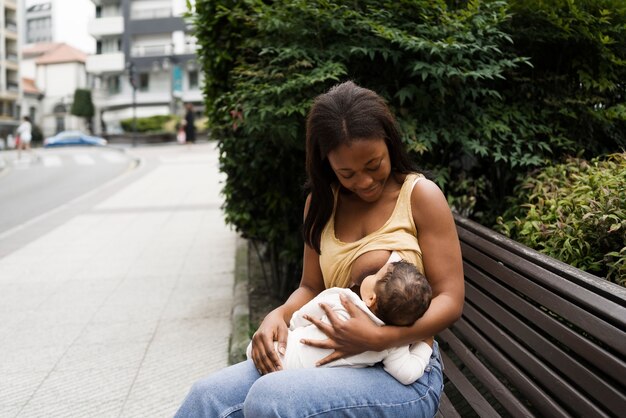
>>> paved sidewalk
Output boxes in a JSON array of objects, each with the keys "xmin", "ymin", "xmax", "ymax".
[{"xmin": 0, "ymin": 143, "xmax": 238, "ymax": 417}]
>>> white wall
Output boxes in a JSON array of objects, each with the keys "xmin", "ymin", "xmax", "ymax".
[
  {"xmin": 25, "ymin": 0, "xmax": 95, "ymax": 53},
  {"xmin": 53, "ymin": 0, "xmax": 95, "ymax": 53},
  {"xmin": 35, "ymin": 61, "xmax": 89, "ymax": 136}
]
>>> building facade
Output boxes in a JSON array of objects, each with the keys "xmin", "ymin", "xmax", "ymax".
[
  {"xmin": 0, "ymin": 0, "xmax": 20, "ymax": 139},
  {"xmin": 23, "ymin": 0, "xmax": 95, "ymax": 53},
  {"xmin": 87, "ymin": 0, "xmax": 201, "ymax": 135},
  {"xmin": 22, "ymin": 43, "xmax": 90, "ymax": 137}
]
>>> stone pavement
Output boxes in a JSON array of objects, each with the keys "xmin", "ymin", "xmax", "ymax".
[{"xmin": 0, "ymin": 143, "xmax": 239, "ymax": 417}]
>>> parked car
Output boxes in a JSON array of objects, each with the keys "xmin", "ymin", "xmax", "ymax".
[{"xmin": 44, "ymin": 131, "xmax": 108, "ymax": 147}]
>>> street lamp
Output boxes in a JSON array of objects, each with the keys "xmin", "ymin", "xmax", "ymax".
[{"xmin": 126, "ymin": 62, "xmax": 138, "ymax": 147}]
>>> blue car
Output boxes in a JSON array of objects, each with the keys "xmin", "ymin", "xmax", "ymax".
[{"xmin": 44, "ymin": 131, "xmax": 108, "ymax": 147}]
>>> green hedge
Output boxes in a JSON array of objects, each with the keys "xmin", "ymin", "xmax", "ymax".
[
  {"xmin": 497, "ymin": 153, "xmax": 626, "ymax": 286},
  {"xmin": 190, "ymin": 0, "xmax": 626, "ymax": 293},
  {"xmin": 120, "ymin": 115, "xmax": 175, "ymax": 133}
]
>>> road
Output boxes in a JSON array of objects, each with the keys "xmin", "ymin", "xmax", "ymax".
[{"xmin": 0, "ymin": 147, "xmax": 137, "ymax": 235}]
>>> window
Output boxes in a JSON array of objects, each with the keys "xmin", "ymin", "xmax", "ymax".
[
  {"xmin": 107, "ymin": 76, "xmax": 121, "ymax": 95},
  {"xmin": 188, "ymin": 70, "xmax": 198, "ymax": 89},
  {"xmin": 30, "ymin": 107, "xmax": 37, "ymax": 123},
  {"xmin": 139, "ymin": 73, "xmax": 149, "ymax": 92},
  {"xmin": 26, "ymin": 17, "xmax": 52, "ymax": 43},
  {"xmin": 96, "ymin": 41, "xmax": 102, "ymax": 54},
  {"xmin": 56, "ymin": 116, "xmax": 65, "ymax": 133}
]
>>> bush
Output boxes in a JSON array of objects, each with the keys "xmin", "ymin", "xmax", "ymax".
[
  {"xmin": 496, "ymin": 153, "xmax": 626, "ymax": 286},
  {"xmin": 190, "ymin": 0, "xmax": 626, "ymax": 294},
  {"xmin": 120, "ymin": 115, "xmax": 175, "ymax": 133}
]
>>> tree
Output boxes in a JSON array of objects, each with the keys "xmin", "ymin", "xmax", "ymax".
[{"xmin": 70, "ymin": 88, "xmax": 95, "ymax": 133}]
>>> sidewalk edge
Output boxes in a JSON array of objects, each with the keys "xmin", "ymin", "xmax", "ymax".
[{"xmin": 229, "ymin": 236, "xmax": 250, "ymax": 365}]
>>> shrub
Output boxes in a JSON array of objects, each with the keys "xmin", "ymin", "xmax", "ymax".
[
  {"xmin": 120, "ymin": 115, "xmax": 174, "ymax": 133},
  {"xmin": 71, "ymin": 88, "xmax": 95, "ymax": 133},
  {"xmin": 496, "ymin": 153, "xmax": 626, "ymax": 286}
]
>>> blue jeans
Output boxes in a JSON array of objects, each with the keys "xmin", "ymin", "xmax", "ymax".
[{"xmin": 174, "ymin": 341, "xmax": 444, "ymax": 417}]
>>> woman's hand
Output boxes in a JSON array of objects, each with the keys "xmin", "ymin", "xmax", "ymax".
[
  {"xmin": 300, "ymin": 293, "xmax": 382, "ymax": 366},
  {"xmin": 249, "ymin": 308, "xmax": 288, "ymax": 375}
]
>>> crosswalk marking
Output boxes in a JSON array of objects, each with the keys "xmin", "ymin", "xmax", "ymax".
[
  {"xmin": 100, "ymin": 152, "xmax": 125, "ymax": 164},
  {"xmin": 5, "ymin": 151, "xmax": 131, "ymax": 170},
  {"xmin": 42, "ymin": 155, "xmax": 62, "ymax": 167},
  {"xmin": 74, "ymin": 154, "xmax": 96, "ymax": 165}
]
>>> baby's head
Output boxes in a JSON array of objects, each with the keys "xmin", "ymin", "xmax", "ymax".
[{"xmin": 360, "ymin": 260, "xmax": 432, "ymax": 326}]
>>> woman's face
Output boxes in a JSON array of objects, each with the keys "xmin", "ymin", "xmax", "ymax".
[{"xmin": 327, "ymin": 138, "xmax": 391, "ymax": 202}]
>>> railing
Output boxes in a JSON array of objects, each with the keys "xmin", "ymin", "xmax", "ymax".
[
  {"xmin": 131, "ymin": 44, "xmax": 173, "ymax": 57},
  {"xmin": 5, "ymin": 21, "xmax": 17, "ymax": 32},
  {"xmin": 7, "ymin": 82, "xmax": 19, "ymax": 92},
  {"xmin": 131, "ymin": 7, "xmax": 171, "ymax": 20}
]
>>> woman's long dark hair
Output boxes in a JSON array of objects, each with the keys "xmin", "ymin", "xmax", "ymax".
[{"xmin": 303, "ymin": 81, "xmax": 417, "ymax": 254}]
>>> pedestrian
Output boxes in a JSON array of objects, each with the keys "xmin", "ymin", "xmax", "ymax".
[
  {"xmin": 174, "ymin": 81, "xmax": 464, "ymax": 417},
  {"xmin": 16, "ymin": 116, "xmax": 33, "ymax": 160},
  {"xmin": 184, "ymin": 103, "xmax": 196, "ymax": 144}
]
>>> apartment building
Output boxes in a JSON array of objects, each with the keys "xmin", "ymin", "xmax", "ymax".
[
  {"xmin": 87, "ymin": 0, "xmax": 201, "ymax": 135},
  {"xmin": 22, "ymin": 0, "xmax": 95, "ymax": 53},
  {"xmin": 0, "ymin": 0, "xmax": 20, "ymax": 138}
]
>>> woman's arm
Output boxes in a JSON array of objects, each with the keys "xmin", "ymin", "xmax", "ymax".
[
  {"xmin": 249, "ymin": 195, "xmax": 327, "ymax": 374},
  {"xmin": 303, "ymin": 179, "xmax": 464, "ymax": 362}
]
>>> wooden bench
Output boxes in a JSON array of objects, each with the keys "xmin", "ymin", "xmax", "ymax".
[{"xmin": 436, "ymin": 215, "xmax": 626, "ymax": 417}]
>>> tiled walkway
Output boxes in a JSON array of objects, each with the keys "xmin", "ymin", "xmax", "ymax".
[{"xmin": 0, "ymin": 143, "xmax": 237, "ymax": 417}]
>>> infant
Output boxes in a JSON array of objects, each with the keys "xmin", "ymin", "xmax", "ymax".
[{"xmin": 247, "ymin": 252, "xmax": 433, "ymax": 384}]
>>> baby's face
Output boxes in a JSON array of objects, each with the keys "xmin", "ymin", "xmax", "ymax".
[{"xmin": 360, "ymin": 262, "xmax": 394, "ymax": 307}]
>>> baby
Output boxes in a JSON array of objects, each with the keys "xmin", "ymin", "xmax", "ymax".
[{"xmin": 247, "ymin": 252, "xmax": 433, "ymax": 385}]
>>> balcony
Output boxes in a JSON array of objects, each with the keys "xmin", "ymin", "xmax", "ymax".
[
  {"xmin": 7, "ymin": 81, "xmax": 19, "ymax": 92},
  {"xmin": 86, "ymin": 52, "xmax": 125, "ymax": 74},
  {"xmin": 88, "ymin": 15, "xmax": 123, "ymax": 37},
  {"xmin": 131, "ymin": 7, "xmax": 172, "ymax": 20},
  {"xmin": 131, "ymin": 44, "xmax": 174, "ymax": 58},
  {"xmin": 5, "ymin": 20, "xmax": 17, "ymax": 35}
]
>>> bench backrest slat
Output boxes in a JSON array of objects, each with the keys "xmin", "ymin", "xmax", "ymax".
[
  {"xmin": 439, "ymin": 349, "xmax": 502, "ymax": 418},
  {"xmin": 439, "ymin": 328, "xmax": 535, "ymax": 417},
  {"xmin": 463, "ymin": 301, "xmax": 614, "ymax": 417},
  {"xmin": 463, "ymin": 255, "xmax": 626, "ymax": 389},
  {"xmin": 458, "ymin": 231, "xmax": 626, "ymax": 352},
  {"xmin": 436, "ymin": 392, "xmax": 462, "ymax": 418}
]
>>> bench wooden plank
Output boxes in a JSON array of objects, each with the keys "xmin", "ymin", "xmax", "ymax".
[
  {"xmin": 441, "ymin": 215, "xmax": 626, "ymax": 417},
  {"xmin": 454, "ymin": 215, "xmax": 626, "ymax": 304},
  {"xmin": 463, "ymin": 246, "xmax": 626, "ymax": 385},
  {"xmin": 438, "ymin": 349, "xmax": 501, "ymax": 417},
  {"xmin": 445, "ymin": 319, "xmax": 572, "ymax": 417},
  {"xmin": 456, "ymin": 222, "xmax": 626, "ymax": 332},
  {"xmin": 436, "ymin": 392, "xmax": 461, "ymax": 418},
  {"xmin": 439, "ymin": 329, "xmax": 534, "ymax": 417},
  {"xmin": 464, "ymin": 278, "xmax": 625, "ymax": 410},
  {"xmin": 459, "ymin": 240, "xmax": 626, "ymax": 359}
]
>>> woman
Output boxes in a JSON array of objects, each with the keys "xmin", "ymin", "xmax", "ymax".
[{"xmin": 175, "ymin": 81, "xmax": 464, "ymax": 417}]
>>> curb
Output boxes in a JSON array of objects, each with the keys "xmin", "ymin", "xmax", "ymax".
[{"xmin": 229, "ymin": 236, "xmax": 251, "ymax": 365}]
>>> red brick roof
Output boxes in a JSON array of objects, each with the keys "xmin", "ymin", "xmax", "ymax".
[{"xmin": 24, "ymin": 42, "xmax": 87, "ymax": 65}]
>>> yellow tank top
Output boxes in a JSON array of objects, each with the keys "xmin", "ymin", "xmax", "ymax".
[{"xmin": 319, "ymin": 173, "xmax": 425, "ymax": 288}]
